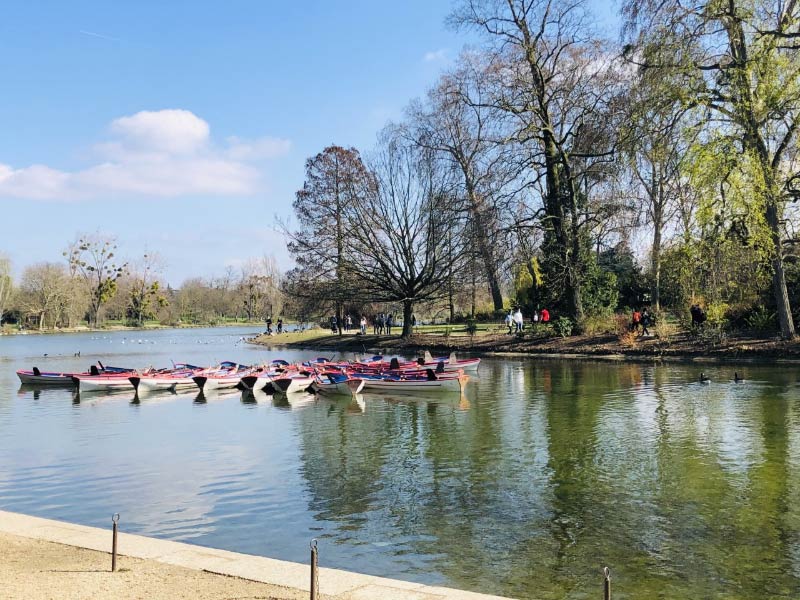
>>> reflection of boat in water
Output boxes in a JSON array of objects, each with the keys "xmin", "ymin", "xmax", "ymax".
[
  {"xmin": 345, "ymin": 394, "xmax": 366, "ymax": 413},
  {"xmin": 193, "ymin": 388, "xmax": 244, "ymax": 404},
  {"xmin": 285, "ymin": 392, "xmax": 317, "ymax": 410},
  {"xmin": 361, "ymin": 391, "xmax": 469, "ymax": 409},
  {"xmin": 72, "ymin": 391, "xmax": 137, "ymax": 406}
]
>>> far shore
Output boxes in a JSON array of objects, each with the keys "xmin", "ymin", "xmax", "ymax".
[
  {"xmin": 0, "ymin": 321, "xmax": 266, "ymax": 337},
  {"xmin": 248, "ymin": 326, "xmax": 800, "ymax": 365}
]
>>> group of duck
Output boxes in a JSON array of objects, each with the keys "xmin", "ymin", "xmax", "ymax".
[
  {"xmin": 699, "ymin": 372, "xmax": 745, "ymax": 384},
  {"xmin": 16, "ymin": 352, "xmax": 479, "ymax": 397}
]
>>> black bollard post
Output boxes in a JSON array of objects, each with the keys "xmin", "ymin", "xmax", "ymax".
[
  {"xmin": 310, "ymin": 538, "xmax": 318, "ymax": 600},
  {"xmin": 603, "ymin": 566, "xmax": 611, "ymax": 600},
  {"xmin": 111, "ymin": 513, "xmax": 120, "ymax": 572}
]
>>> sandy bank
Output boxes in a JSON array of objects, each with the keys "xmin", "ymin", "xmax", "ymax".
[
  {"xmin": 0, "ymin": 510, "xmax": 513, "ymax": 600},
  {"xmin": 0, "ymin": 531, "xmax": 300, "ymax": 600}
]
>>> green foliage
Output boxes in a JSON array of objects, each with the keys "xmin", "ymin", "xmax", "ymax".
[
  {"xmin": 598, "ymin": 244, "xmax": 646, "ymax": 309},
  {"xmin": 554, "ymin": 316, "xmax": 574, "ymax": 338},
  {"xmin": 127, "ymin": 280, "xmax": 169, "ymax": 327},
  {"xmin": 582, "ymin": 257, "xmax": 619, "ymax": 316},
  {"xmin": 745, "ymin": 307, "xmax": 775, "ymax": 332},
  {"xmin": 513, "ymin": 258, "xmax": 542, "ymax": 312},
  {"xmin": 705, "ymin": 302, "xmax": 730, "ymax": 329}
]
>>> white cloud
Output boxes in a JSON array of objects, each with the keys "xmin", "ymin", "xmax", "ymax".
[
  {"xmin": 423, "ymin": 48, "xmax": 448, "ymax": 62},
  {"xmin": 111, "ymin": 109, "xmax": 210, "ymax": 155},
  {"xmin": 0, "ymin": 109, "xmax": 291, "ymax": 201}
]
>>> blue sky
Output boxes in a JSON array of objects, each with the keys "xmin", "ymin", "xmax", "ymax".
[{"xmin": 0, "ymin": 0, "xmax": 620, "ymax": 285}]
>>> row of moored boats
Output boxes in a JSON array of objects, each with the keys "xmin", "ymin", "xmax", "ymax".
[{"xmin": 16, "ymin": 352, "xmax": 479, "ymax": 396}]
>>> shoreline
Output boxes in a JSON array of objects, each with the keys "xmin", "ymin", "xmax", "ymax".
[
  {"xmin": 0, "ymin": 322, "xmax": 266, "ymax": 337},
  {"xmin": 0, "ymin": 510, "xmax": 512, "ymax": 600},
  {"xmin": 248, "ymin": 329, "xmax": 800, "ymax": 365}
]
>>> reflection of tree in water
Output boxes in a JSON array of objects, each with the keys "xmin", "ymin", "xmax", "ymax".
[{"xmin": 294, "ymin": 361, "xmax": 800, "ymax": 599}]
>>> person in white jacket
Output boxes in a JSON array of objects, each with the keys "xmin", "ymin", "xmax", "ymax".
[{"xmin": 513, "ymin": 308, "xmax": 524, "ymax": 332}]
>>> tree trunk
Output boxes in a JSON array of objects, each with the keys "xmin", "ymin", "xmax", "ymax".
[
  {"xmin": 652, "ymin": 187, "xmax": 663, "ymax": 312},
  {"xmin": 402, "ymin": 299, "xmax": 413, "ymax": 338},
  {"xmin": 464, "ymin": 178, "xmax": 504, "ymax": 310},
  {"xmin": 766, "ymin": 200, "xmax": 795, "ymax": 339}
]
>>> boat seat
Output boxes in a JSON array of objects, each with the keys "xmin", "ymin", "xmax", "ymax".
[
  {"xmin": 426, "ymin": 369, "xmax": 437, "ymax": 381},
  {"xmin": 436, "ymin": 361, "xmax": 445, "ymax": 374},
  {"xmin": 33, "ymin": 367, "xmax": 41, "ymax": 376}
]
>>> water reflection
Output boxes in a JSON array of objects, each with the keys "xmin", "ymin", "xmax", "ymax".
[{"xmin": 1, "ymin": 329, "xmax": 799, "ymax": 599}]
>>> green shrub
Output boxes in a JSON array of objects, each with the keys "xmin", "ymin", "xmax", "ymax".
[
  {"xmin": 745, "ymin": 306, "xmax": 775, "ymax": 332},
  {"xmin": 705, "ymin": 302, "xmax": 730, "ymax": 329},
  {"xmin": 554, "ymin": 316, "xmax": 574, "ymax": 338},
  {"xmin": 580, "ymin": 310, "xmax": 617, "ymax": 335}
]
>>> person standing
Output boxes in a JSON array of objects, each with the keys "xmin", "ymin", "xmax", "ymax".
[
  {"xmin": 504, "ymin": 311, "xmax": 513, "ymax": 334},
  {"xmin": 631, "ymin": 309, "xmax": 641, "ymax": 332},
  {"xmin": 513, "ymin": 307, "xmax": 524, "ymax": 332},
  {"xmin": 386, "ymin": 313, "xmax": 393, "ymax": 335},
  {"xmin": 276, "ymin": 318, "xmax": 283, "ymax": 334},
  {"xmin": 360, "ymin": 315, "xmax": 367, "ymax": 335},
  {"xmin": 346, "ymin": 314, "xmax": 352, "ymax": 332},
  {"xmin": 411, "ymin": 313, "xmax": 417, "ymax": 331},
  {"xmin": 640, "ymin": 308, "xmax": 650, "ymax": 336},
  {"xmin": 540, "ymin": 308, "xmax": 550, "ymax": 323}
]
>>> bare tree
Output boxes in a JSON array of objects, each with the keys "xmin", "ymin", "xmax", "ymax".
[
  {"xmin": 451, "ymin": 0, "xmax": 625, "ymax": 325},
  {"xmin": 343, "ymin": 130, "xmax": 468, "ymax": 337},
  {"xmin": 17, "ymin": 262, "xmax": 70, "ymax": 330},
  {"xmin": 406, "ymin": 52, "xmax": 514, "ymax": 310},
  {"xmin": 127, "ymin": 253, "xmax": 168, "ymax": 327},
  {"xmin": 283, "ymin": 146, "xmax": 373, "ymax": 333},
  {"xmin": 622, "ymin": 81, "xmax": 697, "ymax": 310}
]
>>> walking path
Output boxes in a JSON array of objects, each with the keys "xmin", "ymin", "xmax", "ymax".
[{"xmin": 0, "ymin": 510, "xmax": 514, "ymax": 600}]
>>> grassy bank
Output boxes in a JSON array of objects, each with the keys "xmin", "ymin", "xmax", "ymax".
[{"xmin": 249, "ymin": 323, "xmax": 800, "ymax": 363}]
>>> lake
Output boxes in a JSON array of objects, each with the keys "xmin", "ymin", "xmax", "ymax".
[{"xmin": 1, "ymin": 326, "xmax": 799, "ymax": 599}]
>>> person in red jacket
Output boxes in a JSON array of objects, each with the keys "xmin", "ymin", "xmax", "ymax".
[{"xmin": 540, "ymin": 308, "xmax": 550, "ymax": 323}]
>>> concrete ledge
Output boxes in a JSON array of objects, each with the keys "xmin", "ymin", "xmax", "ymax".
[{"xmin": 0, "ymin": 510, "xmax": 515, "ymax": 600}]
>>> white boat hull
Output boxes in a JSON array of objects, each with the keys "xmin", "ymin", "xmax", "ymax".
[
  {"xmin": 193, "ymin": 375, "xmax": 243, "ymax": 391},
  {"xmin": 131, "ymin": 376, "xmax": 197, "ymax": 393},
  {"xmin": 75, "ymin": 376, "xmax": 135, "ymax": 393},
  {"xmin": 313, "ymin": 379, "xmax": 365, "ymax": 396},
  {"xmin": 274, "ymin": 376, "xmax": 314, "ymax": 394}
]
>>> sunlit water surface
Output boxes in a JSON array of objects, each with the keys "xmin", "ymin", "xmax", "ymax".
[{"xmin": 1, "ymin": 327, "xmax": 799, "ymax": 599}]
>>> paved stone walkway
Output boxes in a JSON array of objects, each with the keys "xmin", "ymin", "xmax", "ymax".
[{"xmin": 0, "ymin": 510, "xmax": 515, "ymax": 600}]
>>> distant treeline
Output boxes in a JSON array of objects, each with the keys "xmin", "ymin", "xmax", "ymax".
[{"xmin": 0, "ymin": 238, "xmax": 283, "ymax": 330}]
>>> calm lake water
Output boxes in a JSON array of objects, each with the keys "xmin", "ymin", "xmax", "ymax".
[{"xmin": 1, "ymin": 326, "xmax": 799, "ymax": 599}]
